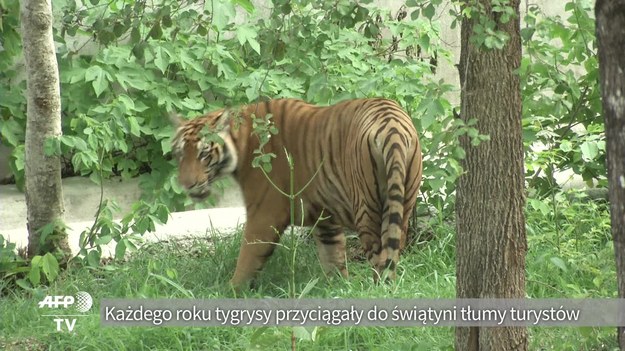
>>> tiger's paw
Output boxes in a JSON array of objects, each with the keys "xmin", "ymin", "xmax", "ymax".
[{"xmin": 228, "ymin": 277, "xmax": 257, "ymax": 296}]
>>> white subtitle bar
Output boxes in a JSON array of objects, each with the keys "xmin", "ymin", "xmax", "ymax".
[{"xmin": 99, "ymin": 298, "xmax": 625, "ymax": 327}]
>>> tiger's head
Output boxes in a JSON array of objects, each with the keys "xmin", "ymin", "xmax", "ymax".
[{"xmin": 170, "ymin": 110, "xmax": 238, "ymax": 201}]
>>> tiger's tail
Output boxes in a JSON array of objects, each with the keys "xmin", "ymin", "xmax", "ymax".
[{"xmin": 378, "ymin": 117, "xmax": 417, "ymax": 282}]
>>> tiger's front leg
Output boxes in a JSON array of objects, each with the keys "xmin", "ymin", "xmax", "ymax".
[{"xmin": 229, "ymin": 214, "xmax": 288, "ymax": 289}]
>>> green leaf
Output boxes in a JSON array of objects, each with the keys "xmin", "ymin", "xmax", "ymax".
[
  {"xmin": 411, "ymin": 9, "xmax": 420, "ymax": 20},
  {"xmin": 181, "ymin": 97, "xmax": 204, "ymax": 110},
  {"xmin": 559, "ymin": 140, "xmax": 573, "ymax": 152},
  {"xmin": 528, "ymin": 198, "xmax": 551, "ymax": 216},
  {"xmin": 166, "ymin": 268, "xmax": 177, "ymax": 279},
  {"xmin": 197, "ymin": 24, "xmax": 208, "ymax": 36},
  {"xmin": 298, "ymin": 278, "xmax": 319, "ymax": 298},
  {"xmin": 95, "ymin": 235, "xmax": 113, "ymax": 245},
  {"xmin": 84, "ymin": 65, "xmax": 102, "ymax": 82},
  {"xmin": 16, "ymin": 279, "xmax": 32, "ymax": 290},
  {"xmin": 28, "ymin": 256, "xmax": 42, "ymax": 285},
  {"xmin": 60, "ymin": 135, "xmax": 75, "ymax": 148},
  {"xmin": 162, "ymin": 15, "xmax": 173, "ymax": 28},
  {"xmin": 86, "ymin": 66, "xmax": 109, "ymax": 97},
  {"xmin": 422, "ymin": 3, "xmax": 435, "ymax": 19},
  {"xmin": 161, "ymin": 138, "xmax": 172, "ymax": 154},
  {"xmin": 550, "ymin": 256, "xmax": 568, "ymax": 272},
  {"xmin": 247, "ymin": 37, "xmax": 261, "ymax": 55},
  {"xmin": 179, "ymin": 50, "xmax": 206, "ymax": 73},
  {"xmin": 148, "ymin": 272, "xmax": 194, "ymax": 297},
  {"xmin": 148, "ymin": 21, "xmax": 163, "ymax": 39},
  {"xmin": 261, "ymin": 161, "xmax": 272, "ymax": 173},
  {"xmin": 156, "ymin": 204, "xmax": 169, "ymax": 223},
  {"xmin": 232, "ymin": 0, "xmax": 255, "ymax": 13},
  {"xmin": 87, "ymin": 250, "xmax": 101, "ymax": 267},
  {"xmin": 452, "ymin": 147, "xmax": 466, "ymax": 160},
  {"xmin": 483, "ymin": 36, "xmax": 501, "ymax": 49},
  {"xmin": 134, "ymin": 101, "xmax": 149, "ymax": 112},
  {"xmin": 74, "ymin": 137, "xmax": 88, "ymax": 151},
  {"xmin": 41, "ymin": 253, "xmax": 59, "ymax": 282},
  {"xmin": 428, "ymin": 178, "xmax": 445, "ymax": 192},
  {"xmin": 211, "ymin": 0, "xmax": 236, "ymax": 30},
  {"xmin": 236, "ymin": 26, "xmax": 261, "ymax": 55},
  {"xmin": 132, "ymin": 43, "xmax": 146, "ymax": 60},
  {"xmin": 118, "ymin": 94, "xmax": 136, "ymax": 111},
  {"xmin": 130, "ymin": 27, "xmax": 141, "ymax": 43},
  {"xmin": 116, "ymin": 69, "xmax": 150, "ymax": 90},
  {"xmin": 421, "ymin": 109, "xmax": 436, "ymax": 130},
  {"xmin": 124, "ymin": 237, "xmax": 138, "ymax": 251},
  {"xmin": 520, "ymin": 27, "xmax": 535, "ymax": 41},
  {"xmin": 154, "ymin": 47, "xmax": 170, "ymax": 74},
  {"xmin": 417, "ymin": 34, "xmax": 431, "ymax": 52},
  {"xmin": 580, "ymin": 141, "xmax": 598, "ymax": 161},
  {"xmin": 0, "ymin": 118, "xmax": 22, "ymax": 146},
  {"xmin": 115, "ymin": 239, "xmax": 126, "ymax": 260},
  {"xmin": 128, "ymin": 116, "xmax": 141, "ymax": 137}
]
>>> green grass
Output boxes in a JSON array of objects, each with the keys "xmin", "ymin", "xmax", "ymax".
[{"xmin": 0, "ymin": 191, "xmax": 619, "ymax": 350}]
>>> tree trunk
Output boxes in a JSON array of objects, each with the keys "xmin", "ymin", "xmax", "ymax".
[
  {"xmin": 455, "ymin": 0, "xmax": 527, "ymax": 350},
  {"xmin": 20, "ymin": 0, "xmax": 70, "ymax": 257},
  {"xmin": 595, "ymin": 1, "xmax": 625, "ymax": 349}
]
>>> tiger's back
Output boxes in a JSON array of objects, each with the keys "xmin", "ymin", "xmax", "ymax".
[{"xmin": 172, "ymin": 98, "xmax": 422, "ymax": 287}]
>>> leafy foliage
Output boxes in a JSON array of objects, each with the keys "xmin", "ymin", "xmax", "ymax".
[
  {"xmin": 520, "ymin": 0, "xmax": 604, "ymax": 195},
  {"xmin": 0, "ymin": 234, "xmax": 28, "ymax": 290},
  {"xmin": 526, "ymin": 191, "xmax": 613, "ymax": 298},
  {"xmin": 0, "ymin": 233, "xmax": 63, "ymax": 292},
  {"xmin": 0, "ymin": 0, "xmax": 606, "ymax": 281},
  {"xmin": 451, "ymin": 0, "xmax": 517, "ymax": 49}
]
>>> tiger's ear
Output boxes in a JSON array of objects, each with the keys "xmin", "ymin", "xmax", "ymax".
[
  {"xmin": 169, "ymin": 111, "xmax": 184, "ymax": 128},
  {"xmin": 216, "ymin": 109, "xmax": 232, "ymax": 131}
]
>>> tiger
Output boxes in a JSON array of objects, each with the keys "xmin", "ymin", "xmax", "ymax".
[{"xmin": 170, "ymin": 98, "xmax": 423, "ymax": 289}]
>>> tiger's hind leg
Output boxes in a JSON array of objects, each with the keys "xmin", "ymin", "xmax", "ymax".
[
  {"xmin": 313, "ymin": 224, "xmax": 348, "ymax": 278},
  {"xmin": 356, "ymin": 221, "xmax": 393, "ymax": 283}
]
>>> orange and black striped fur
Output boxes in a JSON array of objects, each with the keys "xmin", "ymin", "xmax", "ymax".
[{"xmin": 171, "ymin": 98, "xmax": 422, "ymax": 288}]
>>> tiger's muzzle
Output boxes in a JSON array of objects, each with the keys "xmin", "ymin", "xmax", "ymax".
[{"xmin": 186, "ymin": 182, "xmax": 211, "ymax": 201}]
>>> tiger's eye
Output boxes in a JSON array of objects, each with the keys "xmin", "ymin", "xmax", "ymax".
[{"xmin": 199, "ymin": 149, "xmax": 211, "ymax": 161}]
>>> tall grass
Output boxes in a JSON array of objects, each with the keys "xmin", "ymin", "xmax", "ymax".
[{"xmin": 0, "ymin": 190, "xmax": 617, "ymax": 350}]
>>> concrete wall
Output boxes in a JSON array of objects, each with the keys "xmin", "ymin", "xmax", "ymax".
[
  {"xmin": 0, "ymin": 176, "xmax": 243, "ymax": 231},
  {"xmin": 0, "ymin": 176, "xmax": 245, "ymax": 255}
]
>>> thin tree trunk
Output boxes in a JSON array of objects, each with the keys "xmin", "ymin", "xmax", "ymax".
[
  {"xmin": 20, "ymin": 0, "xmax": 70, "ymax": 257},
  {"xmin": 595, "ymin": 1, "xmax": 625, "ymax": 349},
  {"xmin": 455, "ymin": 0, "xmax": 527, "ymax": 350}
]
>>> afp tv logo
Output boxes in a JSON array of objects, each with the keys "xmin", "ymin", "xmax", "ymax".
[{"xmin": 38, "ymin": 291, "xmax": 93, "ymax": 332}]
